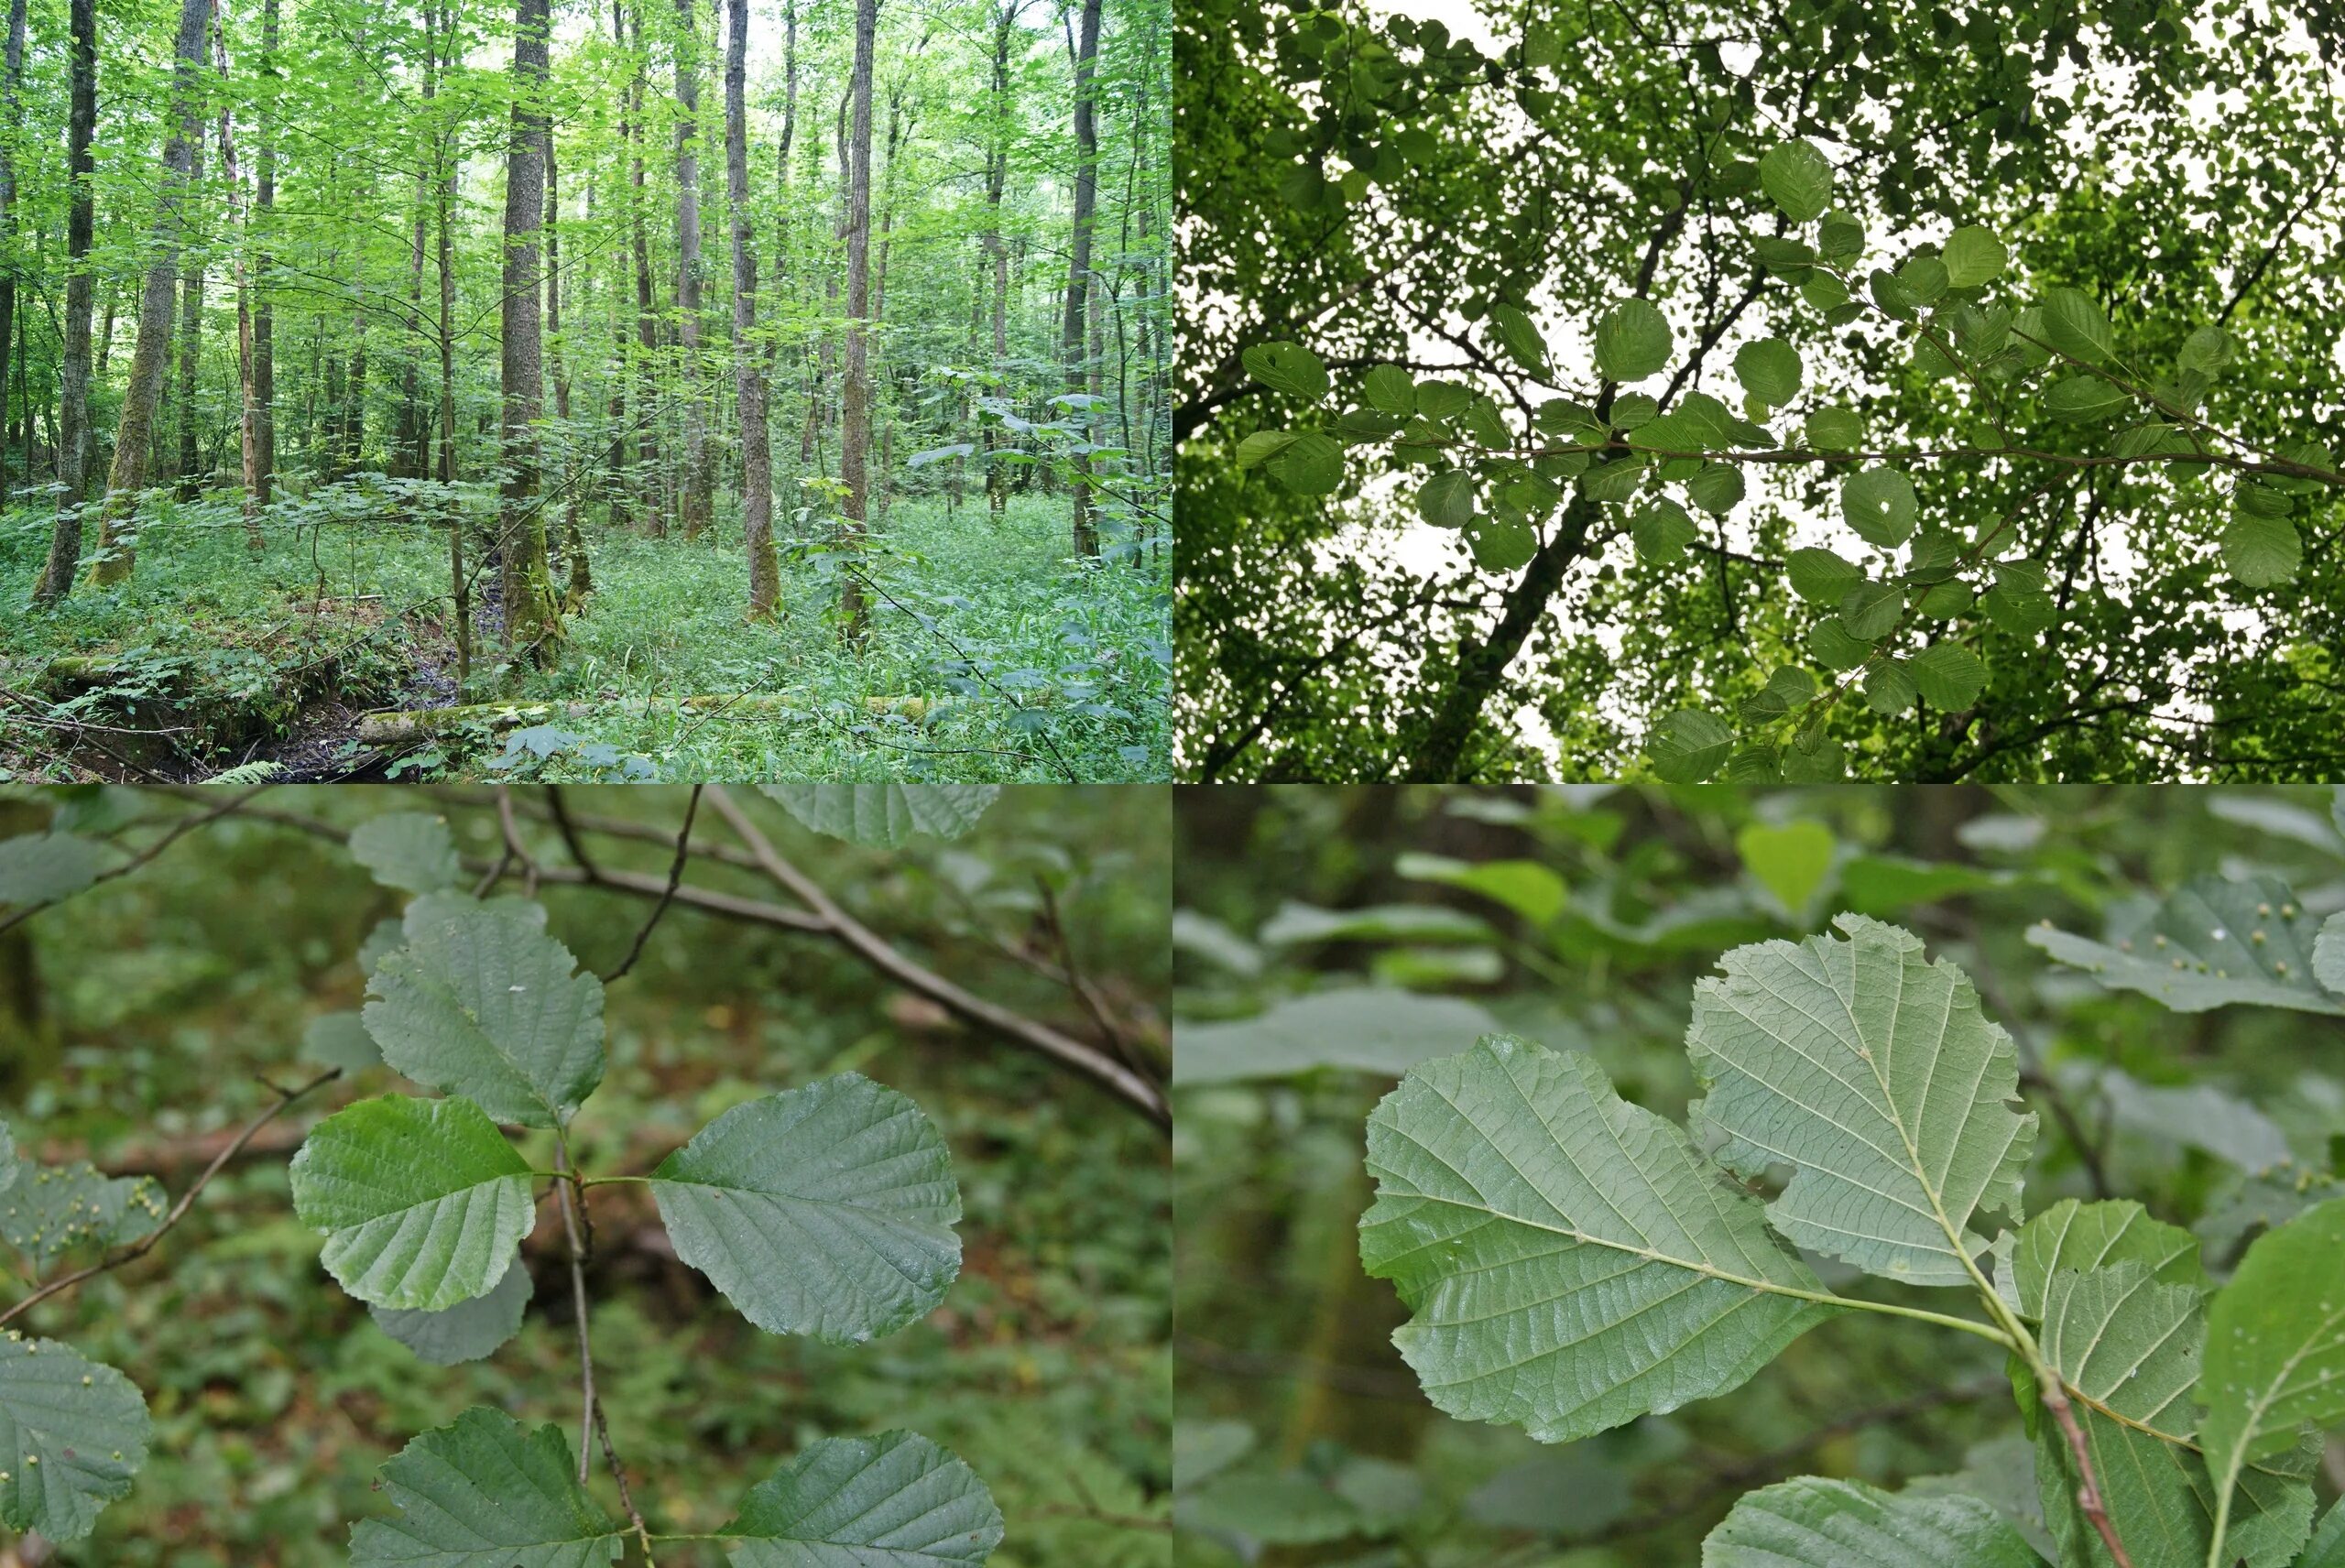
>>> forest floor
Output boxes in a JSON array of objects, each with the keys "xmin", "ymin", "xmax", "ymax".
[{"xmin": 0, "ymin": 484, "xmax": 1170, "ymax": 782}]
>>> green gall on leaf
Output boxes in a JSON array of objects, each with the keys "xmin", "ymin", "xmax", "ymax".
[
  {"xmin": 1592, "ymin": 298, "xmax": 1672, "ymax": 383},
  {"xmin": 1758, "ymin": 138, "xmax": 1834, "ymax": 223},
  {"xmin": 0, "ymin": 1336, "xmax": 151, "ymax": 1543},
  {"xmin": 1647, "ymin": 708, "xmax": 1736, "ymax": 783},
  {"xmin": 1240, "ymin": 340, "xmax": 1329, "ymax": 402},
  {"xmin": 1940, "ymin": 224, "xmax": 2007, "ymax": 289}
]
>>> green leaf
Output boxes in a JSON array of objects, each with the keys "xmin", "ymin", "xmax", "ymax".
[
  {"xmin": 2040, "ymin": 287, "xmax": 2114, "ymax": 364},
  {"xmin": 370, "ymin": 1249, "xmax": 535, "ymax": 1366},
  {"xmin": 1787, "ymin": 547, "xmax": 1863, "ymax": 604},
  {"xmin": 759, "ymin": 785, "xmax": 1000, "ymax": 845},
  {"xmin": 2222, "ymin": 514, "xmax": 2301, "ymax": 588},
  {"xmin": 2303, "ymin": 1497, "xmax": 2345, "ymax": 1568},
  {"xmin": 0, "ymin": 1335, "xmax": 151, "ymax": 1543},
  {"xmin": 1417, "ymin": 469, "xmax": 1476, "ymax": 528},
  {"xmin": 1415, "ymin": 379, "xmax": 1472, "ymax": 420},
  {"xmin": 364, "ymin": 893, "xmax": 606, "ymax": 1128},
  {"xmin": 1593, "ymin": 298, "xmax": 1671, "ymax": 382},
  {"xmin": 2044, "ymin": 375, "xmax": 2129, "ymax": 419},
  {"xmin": 1241, "ymin": 341, "xmax": 1329, "ymax": 402},
  {"xmin": 1362, "ymin": 365, "xmax": 1416, "ymax": 415},
  {"xmin": 1688, "ymin": 916, "xmax": 2036, "ymax": 1286},
  {"xmin": 2178, "ymin": 325, "xmax": 2234, "ymax": 376},
  {"xmin": 1908, "ymin": 642, "xmax": 1987, "ymax": 711},
  {"xmin": 1235, "ymin": 430, "xmax": 1297, "ymax": 470},
  {"xmin": 1817, "ymin": 209, "xmax": 1866, "ymax": 263},
  {"xmin": 1266, "ymin": 431, "xmax": 1346, "ymax": 494},
  {"xmin": 1737, "ymin": 821, "xmax": 1836, "ymax": 913},
  {"xmin": 725, "ymin": 1431, "xmax": 1003, "ymax": 1567},
  {"xmin": 1940, "ymin": 225, "xmax": 2007, "ymax": 289},
  {"xmin": 2025, "ymin": 874, "xmax": 2343, "ymax": 1015},
  {"xmin": 1704, "ymin": 1476, "xmax": 2039, "ymax": 1568},
  {"xmin": 1805, "ymin": 406, "xmax": 1866, "ymax": 452},
  {"xmin": 649, "ymin": 1073, "xmax": 962, "ymax": 1344},
  {"xmin": 0, "ymin": 833, "xmax": 104, "ymax": 909},
  {"xmin": 1488, "ymin": 303, "xmax": 1549, "ymax": 376},
  {"xmin": 349, "ymin": 1407, "xmax": 625, "ymax": 1568},
  {"xmin": 1631, "ymin": 499, "xmax": 1698, "ymax": 562},
  {"xmin": 1171, "ymin": 987, "xmax": 1500, "ymax": 1085},
  {"xmin": 2, "ymin": 1161, "xmax": 165, "ymax": 1273},
  {"xmin": 1467, "ymin": 517, "xmax": 1537, "ymax": 572},
  {"xmin": 2200, "ymin": 1196, "xmax": 2345, "ymax": 1564},
  {"xmin": 0, "ymin": 1121, "xmax": 14, "ymax": 1196},
  {"xmin": 1758, "ymin": 138, "xmax": 1835, "ymax": 223},
  {"xmin": 1838, "ymin": 581, "xmax": 1902, "ymax": 641},
  {"xmin": 303, "ymin": 1010, "xmax": 383, "ymax": 1071},
  {"xmin": 1360, "ymin": 1037, "xmax": 1838, "ymax": 1443},
  {"xmin": 1649, "ymin": 709, "xmax": 1736, "ymax": 783},
  {"xmin": 1739, "ymin": 665, "xmax": 1818, "ymax": 724},
  {"xmin": 1733, "ymin": 338, "xmax": 1803, "ymax": 408},
  {"xmin": 1863, "ymin": 659, "xmax": 1917, "ymax": 714},
  {"xmin": 2315, "ymin": 913, "xmax": 2345, "ymax": 996},
  {"xmin": 1807, "ymin": 616, "xmax": 1873, "ymax": 670},
  {"xmin": 1840, "ymin": 468, "xmax": 1918, "ymax": 547},
  {"xmin": 290, "ymin": 1095, "xmax": 536, "ymax": 1311},
  {"xmin": 1398, "ymin": 854, "xmax": 1569, "ymax": 924},
  {"xmin": 349, "ymin": 812, "xmax": 463, "ymax": 894},
  {"xmin": 1991, "ymin": 1197, "xmax": 2208, "ymax": 1321},
  {"xmin": 1895, "ymin": 255, "xmax": 1949, "ymax": 307},
  {"xmin": 1686, "ymin": 463, "xmax": 1745, "ymax": 516}
]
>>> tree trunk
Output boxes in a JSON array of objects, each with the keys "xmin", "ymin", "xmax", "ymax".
[
  {"xmin": 249, "ymin": 0, "xmax": 276, "ymax": 514},
  {"xmin": 836, "ymin": 0, "xmax": 878, "ymax": 638},
  {"xmin": 30, "ymin": 0, "xmax": 83, "ymax": 604},
  {"xmin": 727, "ymin": 0, "xmax": 780, "ymax": 618},
  {"xmin": 983, "ymin": 1, "xmax": 1014, "ymax": 527},
  {"xmin": 172, "ymin": 65, "xmax": 208, "ymax": 500},
  {"xmin": 627, "ymin": 0, "xmax": 660, "ymax": 534},
  {"xmin": 0, "ymin": 0, "xmax": 24, "ymax": 507},
  {"xmin": 498, "ymin": 0, "xmax": 559, "ymax": 663},
  {"xmin": 1062, "ymin": 0, "xmax": 1102, "ymax": 556},
  {"xmin": 673, "ymin": 0, "xmax": 712, "ymax": 539},
  {"xmin": 873, "ymin": 82, "xmax": 907, "ymax": 529},
  {"xmin": 214, "ymin": 9, "xmax": 261, "ymax": 550},
  {"xmin": 89, "ymin": 0, "xmax": 210, "ymax": 586},
  {"xmin": 602, "ymin": 0, "xmax": 631, "ymax": 529},
  {"xmin": 546, "ymin": 125, "xmax": 591, "ymax": 609}
]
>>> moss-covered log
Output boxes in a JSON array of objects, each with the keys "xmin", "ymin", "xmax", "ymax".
[{"xmin": 354, "ymin": 694, "xmax": 803, "ymax": 745}]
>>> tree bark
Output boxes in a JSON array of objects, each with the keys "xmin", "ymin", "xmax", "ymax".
[
  {"xmin": 0, "ymin": 0, "xmax": 24, "ymax": 506},
  {"xmin": 547, "ymin": 125, "xmax": 591, "ymax": 608},
  {"xmin": 982, "ymin": 1, "xmax": 1015, "ymax": 527},
  {"xmin": 1062, "ymin": 0, "xmax": 1102, "ymax": 556},
  {"xmin": 171, "ymin": 47, "xmax": 210, "ymax": 500},
  {"xmin": 214, "ymin": 9, "xmax": 261, "ymax": 550},
  {"xmin": 727, "ymin": 0, "xmax": 780, "ymax": 618},
  {"xmin": 601, "ymin": 0, "xmax": 631, "ymax": 529},
  {"xmin": 673, "ymin": 0, "xmax": 712, "ymax": 539},
  {"xmin": 249, "ymin": 0, "xmax": 276, "ymax": 513},
  {"xmin": 29, "ymin": 0, "xmax": 82, "ymax": 604},
  {"xmin": 627, "ymin": 1, "xmax": 660, "ymax": 534},
  {"xmin": 498, "ymin": 0, "xmax": 559, "ymax": 660},
  {"xmin": 89, "ymin": 0, "xmax": 210, "ymax": 586},
  {"xmin": 836, "ymin": 0, "xmax": 878, "ymax": 638}
]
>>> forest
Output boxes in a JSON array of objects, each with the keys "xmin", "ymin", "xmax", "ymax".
[
  {"xmin": 1178, "ymin": 0, "xmax": 2345, "ymax": 783},
  {"xmin": 0, "ymin": 780, "xmax": 1170, "ymax": 1563},
  {"xmin": 1175, "ymin": 784, "xmax": 2345, "ymax": 1567},
  {"xmin": 0, "ymin": 0, "xmax": 1170, "ymax": 783}
]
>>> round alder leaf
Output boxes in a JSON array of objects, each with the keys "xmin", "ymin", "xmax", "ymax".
[
  {"xmin": 347, "ymin": 812, "xmax": 462, "ymax": 894},
  {"xmin": 1609, "ymin": 392, "xmax": 1659, "ymax": 430},
  {"xmin": 761, "ymin": 785, "xmax": 1000, "ymax": 846},
  {"xmin": 370, "ymin": 1250, "xmax": 535, "ymax": 1366},
  {"xmin": 0, "ymin": 1336, "xmax": 150, "ymax": 1545},
  {"xmin": 1488, "ymin": 303, "xmax": 1549, "ymax": 376},
  {"xmin": 1838, "ymin": 581, "xmax": 1902, "ymax": 642},
  {"xmin": 1266, "ymin": 431, "xmax": 1345, "ymax": 495},
  {"xmin": 1786, "ymin": 548, "xmax": 1862, "ymax": 605},
  {"xmin": 2178, "ymin": 325, "xmax": 2234, "ymax": 376},
  {"xmin": 1593, "ymin": 298, "xmax": 1671, "ymax": 383},
  {"xmin": 2039, "ymin": 287, "xmax": 2114, "ymax": 364},
  {"xmin": 1240, "ymin": 340, "xmax": 1329, "ymax": 402},
  {"xmin": 349, "ymin": 1408, "xmax": 625, "ymax": 1568},
  {"xmin": 2043, "ymin": 376, "xmax": 2128, "ymax": 419},
  {"xmin": 1733, "ymin": 338, "xmax": 1803, "ymax": 408},
  {"xmin": 725, "ymin": 1431, "xmax": 1005, "ymax": 1568},
  {"xmin": 1631, "ymin": 500, "xmax": 1698, "ymax": 563},
  {"xmin": 1647, "ymin": 709, "xmax": 1735, "ymax": 784},
  {"xmin": 1895, "ymin": 256, "xmax": 1948, "ymax": 307},
  {"xmin": 1361, "ymin": 365, "xmax": 1415, "ymax": 415},
  {"xmin": 1863, "ymin": 659, "xmax": 1917, "ymax": 715},
  {"xmin": 2223, "ymin": 514, "xmax": 2302, "ymax": 588},
  {"xmin": 1908, "ymin": 643, "xmax": 1987, "ymax": 711},
  {"xmin": 1467, "ymin": 517, "xmax": 1537, "ymax": 572},
  {"xmin": 1839, "ymin": 468, "xmax": 1917, "ymax": 547},
  {"xmin": 290, "ymin": 1094, "xmax": 535, "ymax": 1312},
  {"xmin": 649, "ymin": 1073, "xmax": 963, "ymax": 1345},
  {"xmin": 1417, "ymin": 469, "xmax": 1476, "ymax": 528},
  {"xmin": 1736, "ymin": 820, "xmax": 1836, "ymax": 913},
  {"xmin": 1758, "ymin": 138, "xmax": 1834, "ymax": 223},
  {"xmin": 1234, "ymin": 431, "xmax": 1298, "ymax": 471},
  {"xmin": 1805, "ymin": 406, "xmax": 1865, "ymax": 452},
  {"xmin": 1686, "ymin": 463, "xmax": 1745, "ymax": 517},
  {"xmin": 1705, "ymin": 1475, "xmax": 2040, "ymax": 1568},
  {"xmin": 1940, "ymin": 224, "xmax": 2007, "ymax": 289},
  {"xmin": 0, "ymin": 833, "xmax": 104, "ymax": 909},
  {"xmin": 1807, "ymin": 617, "xmax": 1872, "ymax": 671}
]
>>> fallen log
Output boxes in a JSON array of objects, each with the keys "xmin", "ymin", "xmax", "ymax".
[{"xmin": 354, "ymin": 693, "xmax": 805, "ymax": 745}]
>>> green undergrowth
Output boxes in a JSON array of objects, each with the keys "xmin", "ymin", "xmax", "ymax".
[{"xmin": 1, "ymin": 483, "xmax": 1171, "ymax": 782}]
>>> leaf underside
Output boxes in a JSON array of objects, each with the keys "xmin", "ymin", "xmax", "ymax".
[
  {"xmin": 370, "ymin": 1248, "xmax": 536, "ymax": 1366},
  {"xmin": 2026, "ymin": 874, "xmax": 2343, "ymax": 1015},
  {"xmin": 1703, "ymin": 1475, "xmax": 2040, "ymax": 1567},
  {"xmin": 758, "ymin": 784, "xmax": 1001, "ymax": 846},
  {"xmin": 349, "ymin": 1408, "xmax": 625, "ymax": 1568},
  {"xmin": 0, "ymin": 1335, "xmax": 151, "ymax": 1543},
  {"xmin": 2, "ymin": 1161, "xmax": 165, "ymax": 1273},
  {"xmin": 725, "ymin": 1431, "xmax": 1005, "ymax": 1567}
]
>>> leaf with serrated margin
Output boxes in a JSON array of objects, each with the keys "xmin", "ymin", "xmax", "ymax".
[
  {"xmin": 758, "ymin": 784, "xmax": 1001, "ymax": 845},
  {"xmin": 2199, "ymin": 1198, "xmax": 2345, "ymax": 1568},
  {"xmin": 370, "ymin": 1248, "xmax": 535, "ymax": 1366},
  {"xmin": 0, "ymin": 1335, "xmax": 150, "ymax": 1542},
  {"xmin": 0, "ymin": 833, "xmax": 104, "ymax": 909},
  {"xmin": 1703, "ymin": 1475, "xmax": 2039, "ymax": 1567},
  {"xmin": 2302, "ymin": 1497, "xmax": 2345, "ymax": 1568},
  {"xmin": 365, "ymin": 892, "xmax": 607, "ymax": 1127},
  {"xmin": 1758, "ymin": 139, "xmax": 1834, "ymax": 223},
  {"xmin": 1361, "ymin": 1036, "xmax": 1840, "ymax": 1445},
  {"xmin": 2034, "ymin": 1261, "xmax": 2313, "ymax": 1568},
  {"xmin": 1686, "ymin": 915, "xmax": 2036, "ymax": 1287},
  {"xmin": 1991, "ymin": 1198, "xmax": 2208, "ymax": 1320},
  {"xmin": 349, "ymin": 1407, "xmax": 625, "ymax": 1567},
  {"xmin": 2, "ymin": 1162, "xmax": 166, "ymax": 1272},
  {"xmin": 290, "ymin": 1095, "xmax": 534, "ymax": 1311},
  {"xmin": 726, "ymin": 1431, "xmax": 1004, "ymax": 1567},
  {"xmin": 649, "ymin": 1073, "xmax": 962, "ymax": 1344},
  {"xmin": 2026, "ymin": 874, "xmax": 2342, "ymax": 1015},
  {"xmin": 349, "ymin": 811, "xmax": 463, "ymax": 893}
]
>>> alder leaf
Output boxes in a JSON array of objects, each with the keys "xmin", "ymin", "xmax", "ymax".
[
  {"xmin": 1649, "ymin": 708, "xmax": 1735, "ymax": 783},
  {"xmin": 364, "ymin": 892, "xmax": 607, "ymax": 1127},
  {"xmin": 1703, "ymin": 1475, "xmax": 2039, "ymax": 1567},
  {"xmin": 0, "ymin": 1335, "xmax": 151, "ymax": 1543},
  {"xmin": 649, "ymin": 1073, "xmax": 963, "ymax": 1344},
  {"xmin": 1940, "ymin": 224, "xmax": 2007, "ymax": 289},
  {"xmin": 1908, "ymin": 642, "xmax": 1987, "ymax": 711},
  {"xmin": 1758, "ymin": 138, "xmax": 1834, "ymax": 223},
  {"xmin": 0, "ymin": 833, "xmax": 104, "ymax": 909},
  {"xmin": 1733, "ymin": 338, "xmax": 1802, "ymax": 408},
  {"xmin": 1686, "ymin": 916, "xmax": 2036, "ymax": 1286},
  {"xmin": 1593, "ymin": 298, "xmax": 1671, "ymax": 382},
  {"xmin": 1990, "ymin": 1198, "xmax": 2208, "ymax": 1320},
  {"xmin": 1172, "ymin": 987, "xmax": 1500, "ymax": 1084},
  {"xmin": 2041, "ymin": 287, "xmax": 2115, "ymax": 364},
  {"xmin": 1241, "ymin": 340, "xmax": 1330, "ymax": 402},
  {"xmin": 2222, "ymin": 513, "xmax": 2301, "ymax": 588},
  {"xmin": 2198, "ymin": 1197, "xmax": 2345, "ymax": 1566},
  {"xmin": 0, "ymin": 1121, "xmax": 14, "ymax": 1196},
  {"xmin": 348, "ymin": 811, "xmax": 463, "ymax": 894},
  {"xmin": 2315, "ymin": 913, "xmax": 2345, "ymax": 996},
  {"xmin": 725, "ymin": 1431, "xmax": 1004, "ymax": 1567},
  {"xmin": 2, "ymin": 1161, "xmax": 166, "ymax": 1273},
  {"xmin": 1839, "ymin": 468, "xmax": 1917, "ymax": 546},
  {"xmin": 1360, "ymin": 1036, "xmax": 1840, "ymax": 1445},
  {"xmin": 370, "ymin": 1249, "xmax": 535, "ymax": 1366},
  {"xmin": 349, "ymin": 1407, "xmax": 625, "ymax": 1568},
  {"xmin": 1787, "ymin": 547, "xmax": 1863, "ymax": 604},
  {"xmin": 759, "ymin": 784, "xmax": 1001, "ymax": 845},
  {"xmin": 2025, "ymin": 874, "xmax": 2343, "ymax": 1015},
  {"xmin": 289, "ymin": 1095, "xmax": 536, "ymax": 1312}
]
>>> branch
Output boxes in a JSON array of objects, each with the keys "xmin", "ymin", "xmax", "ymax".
[
  {"xmin": 604, "ymin": 785, "xmax": 702, "ymax": 983},
  {"xmin": 550, "ymin": 1130, "xmax": 655, "ymax": 1564}
]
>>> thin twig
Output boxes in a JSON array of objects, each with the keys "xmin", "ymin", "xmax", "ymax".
[
  {"xmin": 551, "ymin": 1129, "xmax": 654, "ymax": 1564},
  {"xmin": 1033, "ymin": 875, "xmax": 1158, "ymax": 1091},
  {"xmin": 0, "ymin": 1069, "xmax": 341, "ymax": 1330},
  {"xmin": 605, "ymin": 785, "xmax": 702, "ymax": 982},
  {"xmin": 2045, "ymin": 1377, "xmax": 2134, "ymax": 1568},
  {"xmin": 496, "ymin": 785, "xmax": 541, "ymax": 897}
]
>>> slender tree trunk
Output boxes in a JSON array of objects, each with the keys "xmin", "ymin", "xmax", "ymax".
[
  {"xmin": 0, "ymin": 0, "xmax": 24, "ymax": 507},
  {"xmin": 89, "ymin": 0, "xmax": 209, "ymax": 585},
  {"xmin": 172, "ymin": 55, "xmax": 209, "ymax": 500},
  {"xmin": 31, "ymin": 0, "xmax": 93, "ymax": 602},
  {"xmin": 249, "ymin": 0, "xmax": 276, "ymax": 513},
  {"xmin": 548, "ymin": 124, "xmax": 591, "ymax": 607},
  {"xmin": 804, "ymin": 92, "xmax": 845, "ymax": 467},
  {"xmin": 213, "ymin": 10, "xmax": 261, "ymax": 549},
  {"xmin": 727, "ymin": 0, "xmax": 778, "ymax": 617},
  {"xmin": 836, "ymin": 0, "xmax": 878, "ymax": 638},
  {"xmin": 672, "ymin": 0, "xmax": 711, "ymax": 539},
  {"xmin": 1062, "ymin": 0, "xmax": 1101, "ymax": 555},
  {"xmin": 602, "ymin": 0, "xmax": 631, "ymax": 528},
  {"xmin": 873, "ymin": 82, "xmax": 906, "ymax": 528},
  {"xmin": 396, "ymin": 44, "xmax": 432, "ymax": 481},
  {"xmin": 499, "ymin": 0, "xmax": 559, "ymax": 661},
  {"xmin": 627, "ymin": 1, "xmax": 660, "ymax": 534},
  {"xmin": 983, "ymin": 1, "xmax": 1014, "ymax": 527}
]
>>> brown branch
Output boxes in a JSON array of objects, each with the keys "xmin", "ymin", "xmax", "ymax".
[
  {"xmin": 2044, "ymin": 1376, "xmax": 2133, "ymax": 1568},
  {"xmin": 551, "ymin": 1130, "xmax": 654, "ymax": 1563},
  {"xmin": 604, "ymin": 785, "xmax": 702, "ymax": 983},
  {"xmin": 0, "ymin": 1069, "xmax": 341, "ymax": 1330}
]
